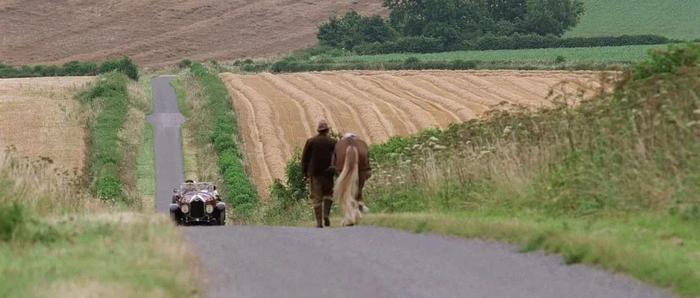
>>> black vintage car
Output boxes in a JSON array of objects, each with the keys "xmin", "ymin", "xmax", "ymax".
[{"xmin": 170, "ymin": 182, "xmax": 225, "ymax": 225}]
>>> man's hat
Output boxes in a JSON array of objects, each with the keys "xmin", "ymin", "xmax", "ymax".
[{"xmin": 317, "ymin": 120, "xmax": 329, "ymax": 132}]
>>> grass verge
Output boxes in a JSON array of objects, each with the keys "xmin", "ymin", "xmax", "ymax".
[
  {"xmin": 136, "ymin": 123, "xmax": 155, "ymax": 209},
  {"xmin": 363, "ymin": 212, "xmax": 699, "ymax": 296},
  {"xmin": 171, "ymin": 75, "xmax": 212, "ymax": 184},
  {"xmin": 0, "ymin": 147, "xmax": 199, "ymax": 297},
  {"xmin": 0, "ymin": 214, "xmax": 200, "ymax": 298},
  {"xmin": 188, "ymin": 63, "xmax": 258, "ymax": 220},
  {"xmin": 79, "ymin": 73, "xmax": 131, "ymax": 203}
]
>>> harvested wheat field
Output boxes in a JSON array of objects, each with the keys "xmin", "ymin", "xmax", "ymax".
[
  {"xmin": 221, "ymin": 70, "xmax": 607, "ymax": 195},
  {"xmin": 0, "ymin": 77, "xmax": 93, "ymax": 174}
]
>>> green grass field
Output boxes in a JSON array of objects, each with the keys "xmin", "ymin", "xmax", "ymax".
[
  {"xmin": 330, "ymin": 44, "xmax": 669, "ymax": 64},
  {"xmin": 566, "ymin": 0, "xmax": 700, "ymax": 40}
]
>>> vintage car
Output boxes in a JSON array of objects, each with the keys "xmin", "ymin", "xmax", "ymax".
[{"xmin": 170, "ymin": 182, "xmax": 226, "ymax": 225}]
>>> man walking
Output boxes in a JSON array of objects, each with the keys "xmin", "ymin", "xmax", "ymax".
[{"xmin": 301, "ymin": 120, "xmax": 336, "ymax": 228}]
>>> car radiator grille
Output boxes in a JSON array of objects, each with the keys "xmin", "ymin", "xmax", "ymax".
[{"xmin": 190, "ymin": 200, "xmax": 205, "ymax": 218}]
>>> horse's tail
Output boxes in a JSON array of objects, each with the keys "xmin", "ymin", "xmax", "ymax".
[{"xmin": 334, "ymin": 144, "xmax": 360, "ymax": 225}]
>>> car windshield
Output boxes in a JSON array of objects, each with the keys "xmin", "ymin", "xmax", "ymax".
[{"xmin": 180, "ymin": 182, "xmax": 214, "ymax": 194}]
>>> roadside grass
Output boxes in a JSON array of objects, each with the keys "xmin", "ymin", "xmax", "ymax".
[
  {"xmin": 362, "ymin": 212, "xmax": 699, "ymax": 296},
  {"xmin": 188, "ymin": 63, "xmax": 258, "ymax": 220},
  {"xmin": 172, "ymin": 76, "xmax": 191, "ymax": 118},
  {"xmin": 0, "ymin": 214, "xmax": 199, "ymax": 298},
  {"xmin": 136, "ymin": 123, "xmax": 155, "ymax": 210},
  {"xmin": 566, "ymin": 0, "xmax": 700, "ymax": 40},
  {"xmin": 120, "ymin": 77, "xmax": 153, "ymax": 209},
  {"xmin": 171, "ymin": 74, "xmax": 216, "ymax": 183},
  {"xmin": 78, "ymin": 73, "xmax": 131, "ymax": 203},
  {"xmin": 0, "ymin": 148, "xmax": 200, "ymax": 297},
  {"xmin": 135, "ymin": 74, "xmax": 156, "ymax": 210}
]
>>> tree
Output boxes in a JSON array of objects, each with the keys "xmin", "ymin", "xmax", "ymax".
[
  {"xmin": 519, "ymin": 0, "xmax": 584, "ymax": 36},
  {"xmin": 484, "ymin": 0, "xmax": 527, "ymax": 22},
  {"xmin": 317, "ymin": 11, "xmax": 394, "ymax": 50},
  {"xmin": 318, "ymin": 16, "xmax": 347, "ymax": 48}
]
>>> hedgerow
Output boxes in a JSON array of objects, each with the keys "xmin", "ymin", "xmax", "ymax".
[
  {"xmin": 79, "ymin": 73, "xmax": 131, "ymax": 203},
  {"xmin": 0, "ymin": 57, "xmax": 139, "ymax": 80},
  {"xmin": 465, "ymin": 34, "xmax": 672, "ymax": 51},
  {"xmin": 190, "ymin": 63, "xmax": 258, "ymax": 218}
]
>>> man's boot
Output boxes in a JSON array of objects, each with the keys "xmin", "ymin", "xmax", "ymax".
[
  {"xmin": 323, "ymin": 198, "xmax": 333, "ymax": 227},
  {"xmin": 314, "ymin": 206, "xmax": 323, "ymax": 228}
]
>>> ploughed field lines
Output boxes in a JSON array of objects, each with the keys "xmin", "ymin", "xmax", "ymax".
[{"xmin": 220, "ymin": 70, "xmax": 604, "ymax": 196}]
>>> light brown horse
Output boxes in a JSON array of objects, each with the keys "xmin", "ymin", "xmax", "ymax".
[{"xmin": 333, "ymin": 133, "xmax": 371, "ymax": 226}]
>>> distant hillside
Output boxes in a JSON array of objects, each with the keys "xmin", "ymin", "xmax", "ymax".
[
  {"xmin": 565, "ymin": 0, "xmax": 700, "ymax": 40},
  {"xmin": 0, "ymin": 0, "xmax": 385, "ymax": 67}
]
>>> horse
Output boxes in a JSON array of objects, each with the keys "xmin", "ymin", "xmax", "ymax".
[{"xmin": 333, "ymin": 133, "xmax": 371, "ymax": 226}]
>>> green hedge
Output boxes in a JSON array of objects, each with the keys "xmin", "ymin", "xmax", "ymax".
[
  {"xmin": 79, "ymin": 73, "xmax": 131, "ymax": 203},
  {"xmin": 354, "ymin": 36, "xmax": 445, "ymax": 55},
  {"xmin": 466, "ymin": 34, "xmax": 672, "ymax": 51},
  {"xmin": 270, "ymin": 56, "xmax": 481, "ymax": 72},
  {"xmin": 267, "ymin": 57, "xmax": 623, "ymax": 73},
  {"xmin": 0, "ymin": 57, "xmax": 139, "ymax": 80},
  {"xmin": 190, "ymin": 63, "xmax": 258, "ymax": 217},
  {"xmin": 347, "ymin": 34, "xmax": 672, "ymax": 55}
]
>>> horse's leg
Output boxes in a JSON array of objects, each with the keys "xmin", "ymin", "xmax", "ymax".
[{"xmin": 357, "ymin": 170, "xmax": 369, "ymax": 213}]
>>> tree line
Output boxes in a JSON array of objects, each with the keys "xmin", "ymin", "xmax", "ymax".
[
  {"xmin": 317, "ymin": 0, "xmax": 667, "ymax": 54},
  {"xmin": 0, "ymin": 57, "xmax": 139, "ymax": 80}
]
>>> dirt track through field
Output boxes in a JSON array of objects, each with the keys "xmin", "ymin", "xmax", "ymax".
[{"xmin": 221, "ymin": 70, "xmax": 605, "ymax": 196}]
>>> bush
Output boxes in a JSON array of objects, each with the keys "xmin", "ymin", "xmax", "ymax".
[
  {"xmin": 269, "ymin": 151, "xmax": 308, "ymax": 203},
  {"xmin": 632, "ymin": 43, "xmax": 700, "ymax": 80},
  {"xmin": 178, "ymin": 59, "xmax": 193, "ymax": 69},
  {"xmin": 0, "ymin": 202, "xmax": 26, "ymax": 242},
  {"xmin": 98, "ymin": 57, "xmax": 139, "ymax": 80},
  {"xmin": 354, "ymin": 36, "xmax": 445, "ymax": 55}
]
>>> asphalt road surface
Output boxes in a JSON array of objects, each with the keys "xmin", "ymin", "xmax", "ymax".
[{"xmin": 150, "ymin": 76, "xmax": 668, "ymax": 298}]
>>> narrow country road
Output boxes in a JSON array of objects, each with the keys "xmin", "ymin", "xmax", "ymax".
[{"xmin": 149, "ymin": 76, "xmax": 668, "ymax": 298}]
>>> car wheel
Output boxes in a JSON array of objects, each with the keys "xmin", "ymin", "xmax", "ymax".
[
  {"xmin": 218, "ymin": 211, "xmax": 226, "ymax": 226},
  {"xmin": 170, "ymin": 211, "xmax": 179, "ymax": 225}
]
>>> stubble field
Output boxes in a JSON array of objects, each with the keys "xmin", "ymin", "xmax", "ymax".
[
  {"xmin": 0, "ymin": 76, "xmax": 93, "ymax": 173},
  {"xmin": 221, "ymin": 70, "xmax": 607, "ymax": 195}
]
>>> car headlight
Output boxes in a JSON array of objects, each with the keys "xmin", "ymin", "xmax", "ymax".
[
  {"xmin": 180, "ymin": 204, "xmax": 190, "ymax": 213},
  {"xmin": 205, "ymin": 204, "xmax": 214, "ymax": 214}
]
